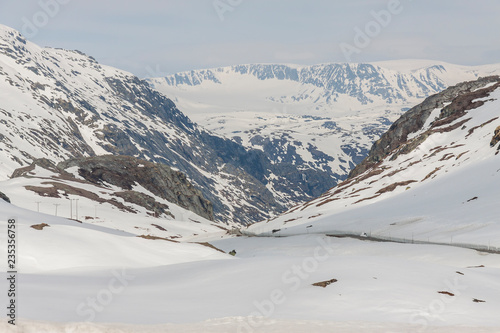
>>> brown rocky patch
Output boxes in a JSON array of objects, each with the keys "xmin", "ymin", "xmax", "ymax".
[
  {"xmin": 194, "ymin": 242, "xmax": 225, "ymax": 253},
  {"xmin": 151, "ymin": 224, "xmax": 167, "ymax": 231},
  {"xmin": 466, "ymin": 117, "xmax": 498, "ymax": 138},
  {"xmin": 350, "ymin": 187, "xmax": 370, "ymax": 195},
  {"xmin": 137, "ymin": 235, "xmax": 179, "ymax": 243},
  {"xmin": 354, "ymin": 194, "xmax": 381, "ymax": 204},
  {"xmin": 422, "ymin": 167, "xmax": 442, "ymax": 182},
  {"xmin": 31, "ymin": 223, "xmax": 49, "ymax": 230},
  {"xmin": 455, "ymin": 151, "xmax": 469, "ymax": 160},
  {"xmin": 432, "ymin": 118, "xmax": 472, "ymax": 134},
  {"xmin": 383, "ymin": 168, "xmax": 404, "ymax": 178},
  {"xmin": 439, "ymin": 153, "xmax": 455, "ymax": 161},
  {"xmin": 376, "ymin": 180, "xmax": 417, "ymax": 194},
  {"xmin": 438, "ymin": 291, "xmax": 455, "ymax": 296},
  {"xmin": 312, "ymin": 278, "xmax": 338, "ymax": 288},
  {"xmin": 316, "ymin": 197, "xmax": 340, "ymax": 207},
  {"xmin": 490, "ymin": 126, "xmax": 500, "ymax": 148},
  {"xmin": 25, "ymin": 181, "xmax": 136, "ymax": 214}
]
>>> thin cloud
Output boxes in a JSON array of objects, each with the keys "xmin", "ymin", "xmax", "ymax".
[{"xmin": 0, "ymin": 0, "xmax": 498, "ymax": 77}]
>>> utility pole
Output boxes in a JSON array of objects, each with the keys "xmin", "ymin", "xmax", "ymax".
[
  {"xmin": 54, "ymin": 204, "xmax": 60, "ymax": 216},
  {"xmin": 70, "ymin": 199, "xmax": 74, "ymax": 219},
  {"xmin": 75, "ymin": 199, "xmax": 79, "ymax": 221},
  {"xmin": 36, "ymin": 201, "xmax": 41, "ymax": 212}
]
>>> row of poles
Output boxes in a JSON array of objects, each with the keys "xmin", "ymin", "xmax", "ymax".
[{"xmin": 35, "ymin": 199, "xmax": 98, "ymax": 220}]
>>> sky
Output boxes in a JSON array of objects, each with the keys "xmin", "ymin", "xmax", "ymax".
[{"xmin": 0, "ymin": 0, "xmax": 499, "ymax": 78}]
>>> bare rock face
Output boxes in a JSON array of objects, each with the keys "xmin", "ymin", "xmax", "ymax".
[
  {"xmin": 350, "ymin": 76, "xmax": 500, "ymax": 178},
  {"xmin": 0, "ymin": 191, "xmax": 10, "ymax": 203},
  {"xmin": 57, "ymin": 155, "xmax": 214, "ymax": 221},
  {"xmin": 11, "ymin": 156, "xmax": 214, "ymax": 221},
  {"xmin": 491, "ymin": 126, "xmax": 500, "ymax": 149}
]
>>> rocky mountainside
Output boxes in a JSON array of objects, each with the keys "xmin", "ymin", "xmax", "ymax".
[
  {"xmin": 349, "ymin": 75, "xmax": 500, "ymax": 177},
  {"xmin": 11, "ymin": 156, "xmax": 214, "ymax": 221},
  {"xmin": 2, "ymin": 156, "xmax": 224, "ymax": 240},
  {"xmin": 0, "ymin": 24, "xmax": 338, "ymax": 224},
  {"xmin": 148, "ymin": 61, "xmax": 500, "ymax": 203},
  {"xmin": 246, "ymin": 76, "xmax": 500, "ymax": 244}
]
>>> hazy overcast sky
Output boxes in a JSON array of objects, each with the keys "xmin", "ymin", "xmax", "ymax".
[{"xmin": 0, "ymin": 0, "xmax": 499, "ymax": 77}]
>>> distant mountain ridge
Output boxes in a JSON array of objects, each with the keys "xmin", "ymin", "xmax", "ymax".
[
  {"xmin": 153, "ymin": 61, "xmax": 500, "ymax": 105},
  {"xmin": 148, "ymin": 61, "xmax": 500, "ymax": 207}
]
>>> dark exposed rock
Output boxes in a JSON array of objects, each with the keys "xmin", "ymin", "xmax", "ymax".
[
  {"xmin": 113, "ymin": 191, "xmax": 174, "ymax": 219},
  {"xmin": 312, "ymin": 278, "xmax": 338, "ymax": 288},
  {"xmin": 31, "ymin": 223, "xmax": 50, "ymax": 230},
  {"xmin": 0, "ymin": 190, "xmax": 10, "ymax": 203},
  {"xmin": 58, "ymin": 155, "xmax": 214, "ymax": 221},
  {"xmin": 491, "ymin": 126, "xmax": 500, "ymax": 149},
  {"xmin": 11, "ymin": 156, "xmax": 213, "ymax": 221},
  {"xmin": 11, "ymin": 158, "xmax": 61, "ymax": 178}
]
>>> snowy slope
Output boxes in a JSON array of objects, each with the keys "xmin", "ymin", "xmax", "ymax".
[
  {"xmin": 148, "ymin": 62, "xmax": 500, "ymax": 200},
  {"xmin": 246, "ymin": 76, "xmax": 500, "ymax": 248},
  {"xmin": 1, "ymin": 230, "xmax": 499, "ymax": 331},
  {"xmin": 0, "ymin": 161, "xmax": 226, "ymax": 241},
  {"xmin": 0, "ymin": 200, "xmax": 229, "ymax": 273}
]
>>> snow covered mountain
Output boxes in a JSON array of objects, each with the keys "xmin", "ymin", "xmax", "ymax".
[
  {"xmin": 246, "ymin": 75, "xmax": 500, "ymax": 248},
  {"xmin": 1, "ymin": 26, "xmax": 499, "ymax": 330},
  {"xmin": 148, "ymin": 61, "xmax": 500, "ymax": 203},
  {"xmin": 0, "ymin": 24, "xmax": 337, "ymax": 224}
]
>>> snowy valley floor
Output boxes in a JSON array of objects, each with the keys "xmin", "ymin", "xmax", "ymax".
[
  {"xmin": 2, "ymin": 318, "xmax": 500, "ymax": 333},
  {"xmin": 2, "ymin": 234, "xmax": 500, "ymax": 332}
]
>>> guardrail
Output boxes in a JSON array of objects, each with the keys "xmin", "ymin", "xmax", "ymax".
[{"xmin": 239, "ymin": 228, "xmax": 500, "ymax": 254}]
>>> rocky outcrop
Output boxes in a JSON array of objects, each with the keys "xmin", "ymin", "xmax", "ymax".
[
  {"xmin": 350, "ymin": 76, "xmax": 500, "ymax": 178},
  {"xmin": 491, "ymin": 126, "xmax": 500, "ymax": 149},
  {"xmin": 10, "ymin": 156, "xmax": 214, "ymax": 221},
  {"xmin": 0, "ymin": 190, "xmax": 10, "ymax": 203},
  {"xmin": 57, "ymin": 155, "xmax": 214, "ymax": 221}
]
